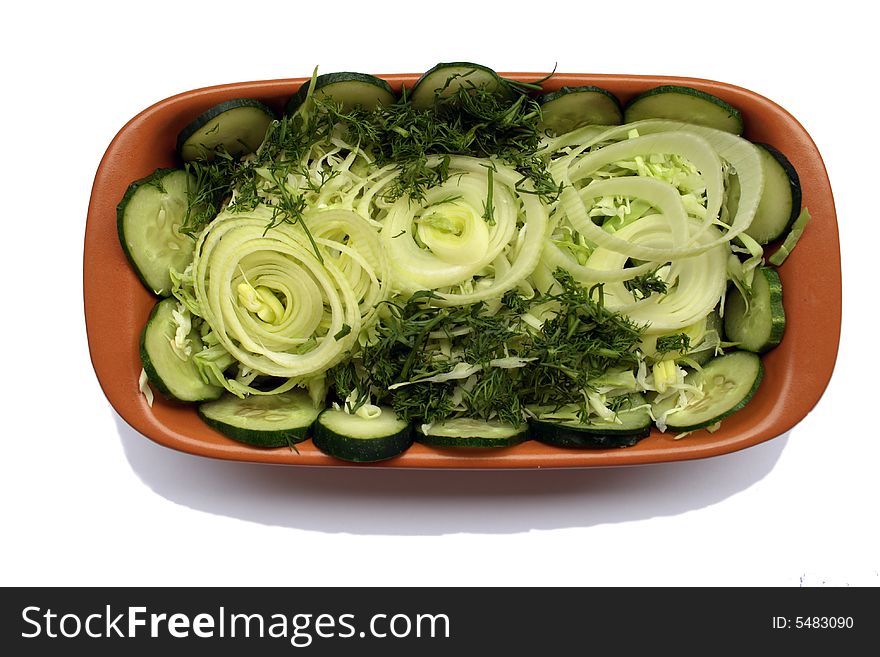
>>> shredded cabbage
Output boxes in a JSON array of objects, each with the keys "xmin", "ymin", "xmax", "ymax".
[{"xmin": 138, "ymin": 368, "xmax": 154, "ymax": 407}]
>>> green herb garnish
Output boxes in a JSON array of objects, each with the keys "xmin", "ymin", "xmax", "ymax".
[
  {"xmin": 330, "ymin": 269, "xmax": 645, "ymax": 426},
  {"xmin": 624, "ymin": 267, "xmax": 669, "ymax": 300},
  {"xmin": 655, "ymin": 333, "xmax": 691, "ymax": 355}
]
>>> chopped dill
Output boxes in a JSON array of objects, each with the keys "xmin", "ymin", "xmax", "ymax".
[
  {"xmin": 624, "ymin": 267, "xmax": 669, "ymax": 300},
  {"xmin": 328, "ymin": 269, "xmax": 645, "ymax": 426},
  {"xmin": 310, "ymin": 84, "xmax": 561, "ymax": 204},
  {"xmin": 655, "ymin": 333, "xmax": 691, "ymax": 355}
]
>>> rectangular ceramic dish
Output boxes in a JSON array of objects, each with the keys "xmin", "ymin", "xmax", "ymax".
[{"xmin": 84, "ymin": 72, "xmax": 841, "ymax": 468}]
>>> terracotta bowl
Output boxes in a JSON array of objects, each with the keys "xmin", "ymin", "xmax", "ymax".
[{"xmin": 84, "ymin": 72, "xmax": 841, "ymax": 469}]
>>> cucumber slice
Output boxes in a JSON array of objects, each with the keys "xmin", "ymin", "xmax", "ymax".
[
  {"xmin": 177, "ymin": 99, "xmax": 275, "ymax": 162},
  {"xmin": 624, "ymin": 86, "xmax": 744, "ymax": 135},
  {"xmin": 744, "ymin": 144, "xmax": 802, "ymax": 244},
  {"xmin": 199, "ymin": 390, "xmax": 320, "ymax": 448},
  {"xmin": 724, "ymin": 267, "xmax": 785, "ymax": 353},
  {"xmin": 539, "ymin": 86, "xmax": 623, "ymax": 134},
  {"xmin": 140, "ymin": 298, "xmax": 222, "ymax": 402},
  {"xmin": 117, "ymin": 168, "xmax": 197, "ymax": 296},
  {"xmin": 409, "ymin": 62, "xmax": 511, "ymax": 110},
  {"xmin": 768, "ymin": 207, "xmax": 811, "ymax": 266},
  {"xmin": 652, "ymin": 351, "xmax": 763, "ymax": 431},
  {"xmin": 530, "ymin": 394, "xmax": 651, "ymax": 449},
  {"xmin": 284, "ymin": 72, "xmax": 396, "ymax": 116},
  {"xmin": 313, "ymin": 407, "xmax": 412, "ymax": 462},
  {"xmin": 416, "ymin": 418, "xmax": 528, "ymax": 448}
]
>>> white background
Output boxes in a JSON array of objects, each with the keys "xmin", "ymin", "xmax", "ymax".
[{"xmin": 1, "ymin": 1, "xmax": 875, "ymax": 587}]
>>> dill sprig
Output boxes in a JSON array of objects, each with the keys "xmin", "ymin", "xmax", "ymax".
[
  {"xmin": 181, "ymin": 152, "xmax": 237, "ymax": 238},
  {"xmin": 624, "ymin": 266, "xmax": 669, "ymax": 300},
  {"xmin": 482, "ymin": 164, "xmax": 496, "ymax": 225},
  {"xmin": 655, "ymin": 333, "xmax": 691, "ymax": 355}
]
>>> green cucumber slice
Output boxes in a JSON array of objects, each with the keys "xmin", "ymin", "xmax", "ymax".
[
  {"xmin": 313, "ymin": 407, "xmax": 412, "ymax": 462},
  {"xmin": 624, "ymin": 86, "xmax": 744, "ymax": 135},
  {"xmin": 177, "ymin": 99, "xmax": 275, "ymax": 162},
  {"xmin": 140, "ymin": 298, "xmax": 222, "ymax": 402},
  {"xmin": 199, "ymin": 390, "xmax": 320, "ymax": 448},
  {"xmin": 768, "ymin": 207, "xmax": 811, "ymax": 266},
  {"xmin": 652, "ymin": 351, "xmax": 763, "ymax": 431},
  {"xmin": 539, "ymin": 86, "xmax": 623, "ymax": 134},
  {"xmin": 409, "ymin": 62, "xmax": 510, "ymax": 110},
  {"xmin": 117, "ymin": 168, "xmax": 197, "ymax": 296},
  {"xmin": 284, "ymin": 72, "xmax": 396, "ymax": 116},
  {"xmin": 530, "ymin": 394, "xmax": 651, "ymax": 448},
  {"xmin": 723, "ymin": 267, "xmax": 785, "ymax": 353},
  {"xmin": 744, "ymin": 144, "xmax": 802, "ymax": 244},
  {"xmin": 416, "ymin": 418, "xmax": 528, "ymax": 448}
]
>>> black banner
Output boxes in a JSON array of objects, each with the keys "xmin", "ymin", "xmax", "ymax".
[{"xmin": 1, "ymin": 587, "xmax": 874, "ymax": 654}]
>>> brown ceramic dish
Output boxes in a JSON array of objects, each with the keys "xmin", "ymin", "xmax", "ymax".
[{"xmin": 84, "ymin": 72, "xmax": 841, "ymax": 468}]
